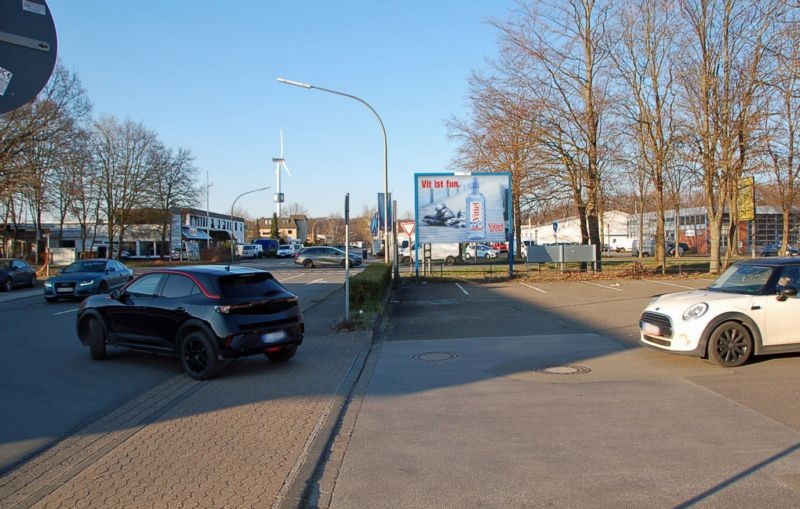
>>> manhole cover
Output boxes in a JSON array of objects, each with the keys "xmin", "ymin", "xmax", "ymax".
[
  {"xmin": 534, "ymin": 365, "xmax": 591, "ymax": 375},
  {"xmin": 413, "ymin": 352, "xmax": 459, "ymax": 362}
]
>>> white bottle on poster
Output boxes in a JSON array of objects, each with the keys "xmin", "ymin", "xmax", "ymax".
[{"xmin": 466, "ymin": 177, "xmax": 486, "ymax": 240}]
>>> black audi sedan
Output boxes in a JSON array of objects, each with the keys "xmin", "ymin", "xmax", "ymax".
[{"xmin": 76, "ymin": 265, "xmax": 304, "ymax": 380}]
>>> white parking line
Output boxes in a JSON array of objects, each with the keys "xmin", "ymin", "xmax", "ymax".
[
  {"xmin": 279, "ymin": 273, "xmax": 306, "ymax": 281},
  {"xmin": 53, "ymin": 308, "xmax": 78, "ymax": 316},
  {"xmin": 455, "ymin": 283, "xmax": 469, "ymax": 295},
  {"xmin": 306, "ymin": 278, "xmax": 325, "ymax": 285},
  {"xmin": 520, "ymin": 282, "xmax": 547, "ymax": 294},
  {"xmin": 580, "ymin": 281, "xmax": 623, "ymax": 291},
  {"xmin": 645, "ymin": 280, "xmax": 698, "ymax": 290}
]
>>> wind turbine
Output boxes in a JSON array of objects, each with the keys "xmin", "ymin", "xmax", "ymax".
[{"xmin": 271, "ymin": 130, "xmax": 292, "ymax": 217}]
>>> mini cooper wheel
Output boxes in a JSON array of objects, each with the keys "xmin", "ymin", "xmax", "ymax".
[
  {"xmin": 708, "ymin": 321, "xmax": 753, "ymax": 368},
  {"xmin": 180, "ymin": 330, "xmax": 221, "ymax": 380},
  {"xmin": 265, "ymin": 344, "xmax": 297, "ymax": 363},
  {"xmin": 87, "ymin": 317, "xmax": 108, "ymax": 360}
]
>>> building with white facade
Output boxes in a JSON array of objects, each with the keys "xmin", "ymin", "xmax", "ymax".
[{"xmin": 520, "ymin": 210, "xmax": 630, "ymax": 247}]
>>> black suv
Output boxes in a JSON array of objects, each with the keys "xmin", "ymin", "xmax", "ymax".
[{"xmin": 76, "ymin": 265, "xmax": 304, "ymax": 379}]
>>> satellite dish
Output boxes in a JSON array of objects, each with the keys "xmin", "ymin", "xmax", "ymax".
[{"xmin": 0, "ymin": 0, "xmax": 58, "ymax": 114}]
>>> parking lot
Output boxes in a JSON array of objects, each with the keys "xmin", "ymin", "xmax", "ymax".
[{"xmin": 323, "ymin": 275, "xmax": 800, "ymax": 508}]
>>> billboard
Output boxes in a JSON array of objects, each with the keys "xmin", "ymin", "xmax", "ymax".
[{"xmin": 415, "ymin": 173, "xmax": 511, "ymax": 244}]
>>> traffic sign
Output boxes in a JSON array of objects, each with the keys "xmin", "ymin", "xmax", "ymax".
[
  {"xmin": 0, "ymin": 0, "xmax": 57, "ymax": 114},
  {"xmin": 400, "ymin": 222, "xmax": 415, "ymax": 236}
]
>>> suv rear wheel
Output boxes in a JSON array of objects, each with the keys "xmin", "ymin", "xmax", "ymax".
[{"xmin": 180, "ymin": 330, "xmax": 221, "ymax": 380}]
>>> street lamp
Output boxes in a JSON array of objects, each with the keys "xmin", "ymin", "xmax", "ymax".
[
  {"xmin": 311, "ymin": 218, "xmax": 329, "ymax": 245},
  {"xmin": 229, "ymin": 187, "xmax": 269, "ymax": 268},
  {"xmin": 277, "ymin": 77, "xmax": 390, "ymax": 264}
]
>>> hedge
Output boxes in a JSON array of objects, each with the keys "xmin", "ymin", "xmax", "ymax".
[{"xmin": 349, "ymin": 263, "xmax": 391, "ymax": 310}]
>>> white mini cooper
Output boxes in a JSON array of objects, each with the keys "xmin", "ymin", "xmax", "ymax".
[{"xmin": 639, "ymin": 258, "xmax": 800, "ymax": 367}]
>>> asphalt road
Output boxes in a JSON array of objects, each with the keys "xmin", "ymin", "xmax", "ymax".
[{"xmin": 0, "ymin": 258, "xmax": 361, "ymax": 473}]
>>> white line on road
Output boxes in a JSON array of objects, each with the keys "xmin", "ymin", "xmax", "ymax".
[
  {"xmin": 54, "ymin": 308, "xmax": 78, "ymax": 316},
  {"xmin": 520, "ymin": 282, "xmax": 547, "ymax": 293},
  {"xmin": 645, "ymin": 280, "xmax": 697, "ymax": 290},
  {"xmin": 580, "ymin": 281, "xmax": 623, "ymax": 291},
  {"xmin": 455, "ymin": 283, "xmax": 469, "ymax": 295},
  {"xmin": 279, "ymin": 273, "xmax": 306, "ymax": 281},
  {"xmin": 306, "ymin": 278, "xmax": 326, "ymax": 285}
]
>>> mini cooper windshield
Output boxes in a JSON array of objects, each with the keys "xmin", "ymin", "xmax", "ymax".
[{"xmin": 707, "ymin": 264, "xmax": 774, "ymax": 295}]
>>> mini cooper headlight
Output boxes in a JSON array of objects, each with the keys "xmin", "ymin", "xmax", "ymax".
[{"xmin": 683, "ymin": 302, "xmax": 708, "ymax": 320}]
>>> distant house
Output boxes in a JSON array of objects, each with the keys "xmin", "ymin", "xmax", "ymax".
[{"xmin": 258, "ymin": 215, "xmax": 308, "ymax": 242}]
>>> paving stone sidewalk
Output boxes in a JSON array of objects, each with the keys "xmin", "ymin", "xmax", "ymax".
[{"xmin": 0, "ymin": 288, "xmax": 370, "ymax": 509}]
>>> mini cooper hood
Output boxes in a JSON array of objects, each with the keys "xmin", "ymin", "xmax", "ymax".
[{"xmin": 648, "ymin": 289, "xmax": 753, "ymax": 313}]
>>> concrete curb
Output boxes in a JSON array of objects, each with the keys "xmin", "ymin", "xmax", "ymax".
[{"xmin": 275, "ymin": 281, "xmax": 393, "ymax": 509}]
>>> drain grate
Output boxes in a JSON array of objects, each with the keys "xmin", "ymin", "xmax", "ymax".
[
  {"xmin": 534, "ymin": 365, "xmax": 591, "ymax": 375},
  {"xmin": 413, "ymin": 352, "xmax": 459, "ymax": 362}
]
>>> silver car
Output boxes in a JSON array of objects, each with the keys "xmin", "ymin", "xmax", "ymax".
[{"xmin": 294, "ymin": 247, "xmax": 362, "ymax": 268}]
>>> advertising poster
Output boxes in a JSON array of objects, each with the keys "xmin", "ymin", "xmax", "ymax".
[{"xmin": 415, "ymin": 173, "xmax": 511, "ymax": 244}]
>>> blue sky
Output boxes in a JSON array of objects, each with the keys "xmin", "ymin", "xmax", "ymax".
[{"xmin": 48, "ymin": 1, "xmax": 515, "ymax": 220}]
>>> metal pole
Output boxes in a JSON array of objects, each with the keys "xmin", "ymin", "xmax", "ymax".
[
  {"xmin": 277, "ymin": 78, "xmax": 390, "ymax": 263},
  {"xmin": 229, "ymin": 187, "xmax": 269, "ymax": 267},
  {"xmin": 344, "ymin": 193, "xmax": 350, "ymax": 320}
]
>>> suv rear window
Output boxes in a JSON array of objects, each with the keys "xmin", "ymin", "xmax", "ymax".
[{"xmin": 218, "ymin": 272, "xmax": 286, "ymax": 298}]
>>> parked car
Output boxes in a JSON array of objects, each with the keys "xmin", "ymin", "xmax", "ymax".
[
  {"xmin": 464, "ymin": 244, "xmax": 500, "ymax": 259},
  {"xmin": 43, "ymin": 259, "xmax": 134, "ymax": 302},
  {"xmin": 639, "ymin": 258, "xmax": 800, "ymax": 367},
  {"xmin": 667, "ymin": 241, "xmax": 690, "ymax": 256},
  {"xmin": 632, "ymin": 239, "xmax": 688, "ymax": 256},
  {"xmin": 276, "ymin": 244, "xmax": 296, "ymax": 258},
  {"xmin": 294, "ymin": 246, "xmax": 363, "ymax": 268},
  {"xmin": 0, "ymin": 258, "xmax": 36, "ymax": 292},
  {"xmin": 760, "ymin": 242, "xmax": 800, "ymax": 257},
  {"xmin": 170, "ymin": 248, "xmax": 188, "ymax": 260},
  {"xmin": 75, "ymin": 265, "xmax": 304, "ymax": 380}
]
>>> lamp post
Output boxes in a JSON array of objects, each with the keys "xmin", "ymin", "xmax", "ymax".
[
  {"xmin": 311, "ymin": 218, "xmax": 329, "ymax": 245},
  {"xmin": 230, "ymin": 187, "xmax": 269, "ymax": 267},
  {"xmin": 277, "ymin": 77, "xmax": 390, "ymax": 264}
]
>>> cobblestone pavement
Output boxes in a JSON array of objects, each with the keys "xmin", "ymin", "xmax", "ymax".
[{"xmin": 0, "ymin": 289, "xmax": 370, "ymax": 509}]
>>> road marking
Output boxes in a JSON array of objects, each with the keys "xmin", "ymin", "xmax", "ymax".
[
  {"xmin": 279, "ymin": 273, "xmax": 306, "ymax": 281},
  {"xmin": 645, "ymin": 280, "xmax": 697, "ymax": 290},
  {"xmin": 306, "ymin": 278, "xmax": 325, "ymax": 285},
  {"xmin": 520, "ymin": 282, "xmax": 547, "ymax": 293},
  {"xmin": 581, "ymin": 281, "xmax": 623, "ymax": 291},
  {"xmin": 53, "ymin": 308, "xmax": 79, "ymax": 316},
  {"xmin": 455, "ymin": 283, "xmax": 469, "ymax": 295}
]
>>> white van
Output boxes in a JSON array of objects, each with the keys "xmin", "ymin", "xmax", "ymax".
[
  {"xmin": 237, "ymin": 244, "xmax": 261, "ymax": 259},
  {"xmin": 400, "ymin": 243, "xmax": 461, "ymax": 265}
]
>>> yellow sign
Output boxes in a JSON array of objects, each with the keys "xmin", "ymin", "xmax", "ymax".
[{"xmin": 738, "ymin": 176, "xmax": 755, "ymax": 222}]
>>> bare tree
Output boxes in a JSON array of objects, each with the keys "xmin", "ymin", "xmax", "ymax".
[
  {"xmin": 91, "ymin": 116, "xmax": 157, "ymax": 257},
  {"xmin": 677, "ymin": 0, "xmax": 777, "ymax": 272},
  {"xmin": 612, "ymin": 0, "xmax": 681, "ymax": 270},
  {"xmin": 493, "ymin": 0, "xmax": 613, "ymax": 269},
  {"xmin": 762, "ymin": 6, "xmax": 800, "ymax": 254},
  {"xmin": 148, "ymin": 144, "xmax": 200, "ymax": 253},
  {"xmin": 448, "ymin": 71, "xmax": 540, "ymax": 256}
]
